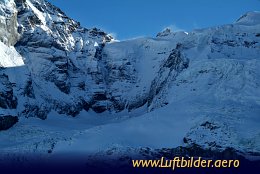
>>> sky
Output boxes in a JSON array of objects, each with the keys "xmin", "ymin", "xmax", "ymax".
[{"xmin": 47, "ymin": 0, "xmax": 260, "ymax": 40}]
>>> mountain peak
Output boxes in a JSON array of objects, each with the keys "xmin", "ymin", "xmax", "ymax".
[
  {"xmin": 235, "ymin": 11, "xmax": 260, "ymax": 26},
  {"xmin": 156, "ymin": 27, "xmax": 173, "ymax": 38}
]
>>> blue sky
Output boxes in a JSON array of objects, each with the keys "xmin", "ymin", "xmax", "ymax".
[{"xmin": 47, "ymin": 0, "xmax": 260, "ymax": 40}]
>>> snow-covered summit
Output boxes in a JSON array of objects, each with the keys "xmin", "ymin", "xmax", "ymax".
[
  {"xmin": 235, "ymin": 11, "xmax": 260, "ymax": 26},
  {"xmin": 156, "ymin": 27, "xmax": 173, "ymax": 37}
]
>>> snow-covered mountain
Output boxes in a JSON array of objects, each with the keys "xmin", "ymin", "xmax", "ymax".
[{"xmin": 0, "ymin": 0, "xmax": 260, "ymax": 166}]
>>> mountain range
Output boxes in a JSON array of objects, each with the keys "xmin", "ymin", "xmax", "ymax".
[{"xmin": 0, "ymin": 0, "xmax": 260, "ymax": 168}]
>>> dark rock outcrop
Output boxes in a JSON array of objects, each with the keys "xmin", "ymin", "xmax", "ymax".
[
  {"xmin": 0, "ymin": 74, "xmax": 17, "ymax": 109},
  {"xmin": 0, "ymin": 115, "xmax": 18, "ymax": 131}
]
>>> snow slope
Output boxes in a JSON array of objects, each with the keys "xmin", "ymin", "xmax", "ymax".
[{"xmin": 0, "ymin": 42, "xmax": 24, "ymax": 67}]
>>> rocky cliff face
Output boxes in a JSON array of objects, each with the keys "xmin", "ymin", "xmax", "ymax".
[
  {"xmin": 0, "ymin": 0, "xmax": 196, "ymax": 118},
  {"xmin": 1, "ymin": 0, "xmax": 258, "ymax": 119},
  {"xmin": 0, "ymin": 0, "xmax": 19, "ymax": 46},
  {"xmin": 14, "ymin": 0, "xmax": 115, "ymax": 117}
]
